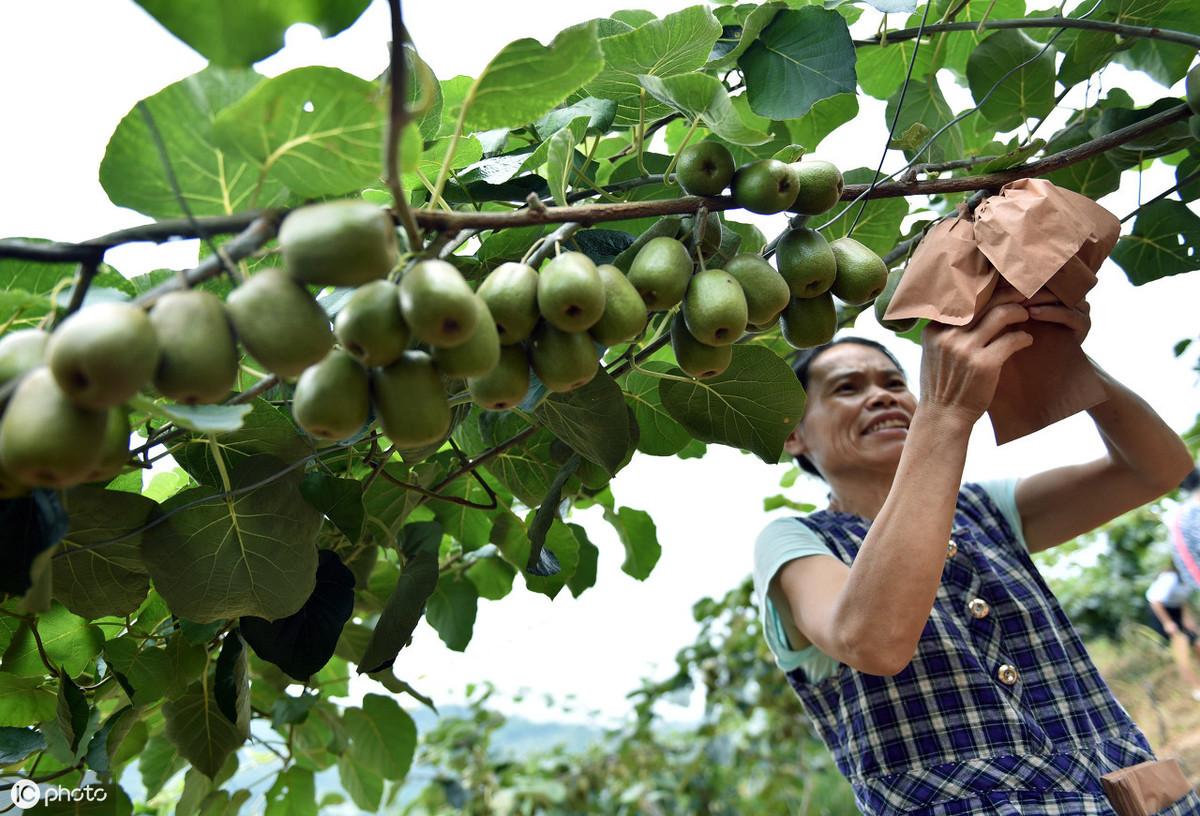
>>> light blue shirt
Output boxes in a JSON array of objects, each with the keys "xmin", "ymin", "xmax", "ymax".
[{"xmin": 752, "ymin": 478, "xmax": 1026, "ymax": 682}]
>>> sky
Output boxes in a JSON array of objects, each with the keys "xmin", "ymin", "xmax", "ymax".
[{"xmin": 2, "ymin": 1, "xmax": 1198, "ymax": 728}]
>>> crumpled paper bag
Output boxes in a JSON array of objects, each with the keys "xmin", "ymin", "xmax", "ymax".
[
  {"xmin": 1100, "ymin": 758, "xmax": 1193, "ymax": 816},
  {"xmin": 883, "ymin": 178, "xmax": 1119, "ymax": 444}
]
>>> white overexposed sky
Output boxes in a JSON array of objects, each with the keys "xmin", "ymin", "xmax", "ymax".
[{"xmin": 2, "ymin": 1, "xmax": 1198, "ymax": 728}]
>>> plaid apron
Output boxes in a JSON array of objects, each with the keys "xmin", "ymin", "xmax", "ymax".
[{"xmin": 783, "ymin": 483, "xmax": 1200, "ymax": 815}]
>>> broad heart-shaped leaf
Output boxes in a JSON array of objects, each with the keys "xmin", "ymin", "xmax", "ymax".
[
  {"xmin": 462, "ymin": 21, "xmax": 604, "ymax": 131},
  {"xmin": 164, "ymin": 676, "xmax": 248, "ymax": 779},
  {"xmin": 338, "ymin": 752, "xmax": 383, "ymax": 811},
  {"xmin": 240, "ymin": 549, "xmax": 355, "ymax": 681},
  {"xmin": 966, "ymin": 31, "xmax": 1055, "ymax": 132},
  {"xmin": 103, "ymin": 636, "xmax": 172, "ymax": 706},
  {"xmin": 884, "ymin": 77, "xmax": 970, "ymax": 164},
  {"xmin": 784, "ymin": 93, "xmax": 858, "ymax": 153},
  {"xmin": 585, "ymin": 6, "xmax": 722, "ymax": 127},
  {"xmin": 0, "ymin": 675, "xmax": 55, "ymax": 727},
  {"xmin": 140, "ymin": 733, "xmax": 187, "ymax": 800},
  {"xmin": 0, "ymin": 726, "xmax": 45, "ymax": 764},
  {"xmin": 212, "ymin": 66, "xmax": 384, "ymax": 199},
  {"xmin": 134, "ymin": 0, "xmax": 371, "ymax": 66},
  {"xmin": 707, "ymin": 2, "xmax": 785, "ymax": 71},
  {"xmin": 265, "ymin": 765, "xmax": 317, "ymax": 816},
  {"xmin": 342, "ymin": 694, "xmax": 416, "ymax": 781},
  {"xmin": 1112, "ymin": 200, "xmax": 1200, "ymax": 286},
  {"xmin": 855, "ymin": 39, "xmax": 941, "ymax": 101},
  {"xmin": 1059, "ymin": 0, "xmax": 1198, "ymax": 88},
  {"xmin": 606, "ymin": 506, "xmax": 661, "ymax": 581},
  {"xmin": 100, "ymin": 66, "xmax": 286, "ymax": 219},
  {"xmin": 739, "ymin": 6, "xmax": 856, "ymax": 120},
  {"xmin": 175, "ymin": 399, "xmax": 311, "ymax": 488},
  {"xmin": 0, "ymin": 490, "xmax": 68, "ymax": 597},
  {"xmin": 465, "ymin": 557, "xmax": 516, "ymax": 601},
  {"xmin": 141, "ymin": 455, "xmax": 322, "ymax": 623},
  {"xmin": 817, "ymin": 168, "xmax": 910, "ymax": 256},
  {"xmin": 425, "ymin": 573, "xmax": 479, "ymax": 652},
  {"xmin": 566, "ymin": 524, "xmax": 599, "ymax": 598},
  {"xmin": 453, "ymin": 413, "xmax": 559, "ymax": 508},
  {"xmin": 624, "ymin": 361, "xmax": 692, "ymax": 456},
  {"xmin": 933, "ymin": 0, "xmax": 1024, "ymax": 78},
  {"xmin": 52, "ymin": 486, "xmax": 155, "ymax": 619},
  {"xmin": 1, "ymin": 603, "xmax": 104, "ymax": 678},
  {"xmin": 300, "ymin": 474, "xmax": 364, "ymax": 544},
  {"xmin": 357, "ymin": 522, "xmax": 442, "ymax": 674},
  {"xmin": 638, "ymin": 74, "xmax": 769, "ymax": 146},
  {"xmin": 659, "ymin": 345, "xmax": 807, "ymax": 464},
  {"xmin": 534, "ymin": 369, "xmax": 630, "ymax": 475}
]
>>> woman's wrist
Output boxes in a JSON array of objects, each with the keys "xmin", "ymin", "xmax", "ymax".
[{"xmin": 913, "ymin": 400, "xmax": 978, "ymax": 437}]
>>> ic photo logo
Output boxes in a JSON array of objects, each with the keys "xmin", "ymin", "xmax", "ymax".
[{"xmin": 9, "ymin": 779, "xmax": 40, "ymax": 809}]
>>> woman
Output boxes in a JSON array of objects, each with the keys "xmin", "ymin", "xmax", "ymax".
[
  {"xmin": 1145, "ymin": 561, "xmax": 1200, "ymax": 700},
  {"xmin": 753, "ymin": 288, "xmax": 1197, "ymax": 814}
]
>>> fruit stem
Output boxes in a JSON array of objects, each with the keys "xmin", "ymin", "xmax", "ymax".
[
  {"xmin": 635, "ymin": 90, "xmax": 649, "ymax": 177},
  {"xmin": 628, "ymin": 353, "xmax": 697, "ymax": 385},
  {"xmin": 661, "ymin": 118, "xmax": 701, "ymax": 185}
]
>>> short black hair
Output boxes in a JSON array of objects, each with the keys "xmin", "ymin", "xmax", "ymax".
[
  {"xmin": 789, "ymin": 337, "xmax": 906, "ymax": 481},
  {"xmin": 1182, "ymin": 467, "xmax": 1200, "ymax": 493}
]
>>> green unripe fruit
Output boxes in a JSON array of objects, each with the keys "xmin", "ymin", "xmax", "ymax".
[
  {"xmin": 149, "ymin": 290, "xmax": 238, "ymax": 404},
  {"xmin": 775, "ymin": 228, "xmax": 836, "ymax": 298},
  {"xmin": 1188, "ymin": 64, "xmax": 1200, "ymax": 116},
  {"xmin": 432, "ymin": 296, "xmax": 501, "ymax": 378},
  {"xmin": 226, "ymin": 267, "xmax": 334, "ymax": 379},
  {"xmin": 87, "ymin": 408, "xmax": 132, "ymax": 483},
  {"xmin": 875, "ymin": 268, "xmax": 918, "ymax": 333},
  {"xmin": 0, "ymin": 329, "xmax": 49, "ymax": 395},
  {"xmin": 731, "ymin": 159, "xmax": 799, "ymax": 215},
  {"xmin": 530, "ymin": 323, "xmax": 599, "ymax": 393},
  {"xmin": 468, "ymin": 344, "xmax": 531, "ymax": 410},
  {"xmin": 293, "ymin": 349, "xmax": 370, "ymax": 440},
  {"xmin": 676, "ymin": 141, "xmax": 735, "ymax": 196},
  {"xmin": 537, "ymin": 252, "xmax": 605, "ymax": 332},
  {"xmin": 671, "ymin": 313, "xmax": 732, "ymax": 379},
  {"xmin": 680, "ymin": 212, "xmax": 722, "ymax": 260},
  {"xmin": 372, "ymin": 350, "xmax": 452, "ymax": 449},
  {"xmin": 790, "ymin": 160, "xmax": 844, "ymax": 215},
  {"xmin": 628, "ymin": 237, "xmax": 693, "ymax": 311},
  {"xmin": 780, "ymin": 292, "xmax": 837, "ymax": 349},
  {"xmin": 399, "ymin": 259, "xmax": 478, "ymax": 348},
  {"xmin": 829, "ymin": 237, "xmax": 889, "ymax": 306},
  {"xmin": 477, "ymin": 262, "xmax": 540, "ymax": 344},
  {"xmin": 724, "ymin": 254, "xmax": 790, "ymax": 327},
  {"xmin": 279, "ymin": 200, "xmax": 398, "ymax": 287},
  {"xmin": 682, "ymin": 268, "xmax": 748, "ymax": 347},
  {"xmin": 0, "ymin": 367, "xmax": 106, "ymax": 488},
  {"xmin": 334, "ymin": 279, "xmax": 409, "ymax": 368},
  {"xmin": 48, "ymin": 301, "xmax": 160, "ymax": 410},
  {"xmin": 589, "ymin": 264, "xmax": 648, "ymax": 347}
]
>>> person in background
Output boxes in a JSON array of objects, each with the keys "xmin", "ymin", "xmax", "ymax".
[
  {"xmin": 1154, "ymin": 467, "xmax": 1200, "ymax": 699},
  {"xmin": 752, "ymin": 287, "xmax": 1197, "ymax": 814}
]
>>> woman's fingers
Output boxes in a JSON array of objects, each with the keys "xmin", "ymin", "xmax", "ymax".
[
  {"xmin": 1027, "ymin": 302, "xmax": 1091, "ymax": 343},
  {"xmin": 982, "ymin": 327, "xmax": 1033, "ymax": 367},
  {"xmin": 968, "ymin": 302, "xmax": 1030, "ymax": 347}
]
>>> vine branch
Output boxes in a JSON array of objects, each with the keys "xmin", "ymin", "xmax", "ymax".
[
  {"xmin": 854, "ymin": 16, "xmax": 1200, "ymax": 50},
  {"xmin": 384, "ymin": 0, "xmax": 422, "ymax": 250}
]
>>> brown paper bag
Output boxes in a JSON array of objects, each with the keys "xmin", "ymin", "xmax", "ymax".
[
  {"xmin": 882, "ymin": 178, "xmax": 1118, "ymax": 444},
  {"xmin": 1100, "ymin": 758, "xmax": 1193, "ymax": 816}
]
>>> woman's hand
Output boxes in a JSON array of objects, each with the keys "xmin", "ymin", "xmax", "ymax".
[
  {"xmin": 919, "ymin": 286, "xmax": 1033, "ymax": 424},
  {"xmin": 1025, "ymin": 295, "xmax": 1091, "ymax": 346}
]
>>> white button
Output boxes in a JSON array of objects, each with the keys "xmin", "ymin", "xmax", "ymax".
[
  {"xmin": 998, "ymin": 664, "xmax": 1019, "ymax": 685},
  {"xmin": 968, "ymin": 598, "xmax": 990, "ymax": 619},
  {"xmin": 946, "ymin": 540, "xmax": 958, "ymax": 558}
]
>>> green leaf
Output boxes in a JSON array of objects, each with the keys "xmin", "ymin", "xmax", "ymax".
[
  {"xmin": 357, "ymin": 524, "xmax": 441, "ymax": 673},
  {"xmin": 1044, "ymin": 123, "xmax": 1123, "ymax": 198},
  {"xmin": 546, "ymin": 121, "xmax": 581, "ymax": 206},
  {"xmin": 889, "ymin": 122, "xmax": 933, "ymax": 151},
  {"xmin": 607, "ymin": 506, "xmax": 661, "ymax": 580},
  {"xmin": 428, "ymin": 478, "xmax": 494, "ymax": 551},
  {"xmin": 164, "ymin": 677, "xmax": 247, "ymax": 779},
  {"xmin": 784, "ymin": 93, "xmax": 858, "ymax": 153},
  {"xmin": 55, "ymin": 674, "xmax": 90, "ymax": 753},
  {"xmin": 141, "ymin": 455, "xmax": 322, "ymax": 623},
  {"xmin": 659, "ymin": 345, "xmax": 807, "ymax": 464},
  {"xmin": 934, "ymin": 0, "xmax": 1024, "ymax": 77},
  {"xmin": 966, "ymin": 31, "xmax": 1055, "ymax": 132},
  {"xmin": 361, "ymin": 462, "xmax": 441, "ymax": 546},
  {"xmin": 165, "ymin": 634, "xmax": 209, "ymax": 700},
  {"xmin": 1, "ymin": 603, "xmax": 104, "ymax": 678},
  {"xmin": 52, "ymin": 486, "xmax": 155, "ymax": 619},
  {"xmin": 526, "ymin": 457, "xmax": 580, "ymax": 574},
  {"xmin": 128, "ymin": 397, "xmax": 252, "ymax": 434},
  {"xmin": 884, "ymin": 77, "xmax": 969, "ymax": 164},
  {"xmin": 0, "ymin": 726, "xmax": 45, "ymax": 764},
  {"xmin": 212, "ymin": 66, "xmax": 383, "ymax": 198},
  {"xmin": 133, "ymin": 0, "xmax": 371, "ymax": 66},
  {"xmin": 214, "ymin": 631, "xmax": 249, "ymax": 727},
  {"xmin": 300, "ymin": 473, "xmax": 364, "ymax": 544},
  {"xmin": 818, "ymin": 168, "xmax": 909, "ymax": 256},
  {"xmin": 708, "ymin": 2, "xmax": 786, "ymax": 71},
  {"xmin": 405, "ymin": 46, "xmax": 443, "ymax": 141},
  {"xmin": 1178, "ymin": 153, "xmax": 1200, "ymax": 203},
  {"xmin": 1111, "ymin": 200, "xmax": 1200, "ymax": 286},
  {"xmin": 84, "ymin": 705, "xmax": 137, "ymax": 775},
  {"xmin": 638, "ymin": 74, "xmax": 769, "ymax": 146},
  {"xmin": 426, "ymin": 573, "xmax": 478, "ymax": 652},
  {"xmin": 104, "ymin": 637, "xmax": 171, "ymax": 706},
  {"xmin": 855, "ymin": 40, "xmax": 940, "ymax": 100},
  {"xmin": 465, "ymin": 557, "xmax": 516, "ymax": 601},
  {"xmin": 624, "ymin": 361, "xmax": 692, "ymax": 456},
  {"xmin": 534, "ymin": 369, "xmax": 631, "ymax": 474},
  {"xmin": 586, "ymin": 6, "xmax": 722, "ymax": 127},
  {"xmin": 462, "ymin": 22, "xmax": 604, "ymax": 131},
  {"xmin": 1059, "ymin": 0, "xmax": 1198, "ymax": 88},
  {"xmin": 454, "ymin": 415, "xmax": 558, "ymax": 508},
  {"xmin": 342, "ymin": 694, "xmax": 416, "ymax": 780},
  {"xmin": 100, "ymin": 67, "xmax": 285, "ymax": 219},
  {"xmin": 337, "ymin": 751, "xmax": 382, "ymax": 811},
  {"xmin": 739, "ymin": 7, "xmax": 857, "ymax": 120},
  {"xmin": 535, "ymin": 97, "xmax": 618, "ymax": 140},
  {"xmin": 265, "ymin": 765, "xmax": 318, "ymax": 816},
  {"xmin": 140, "ymin": 733, "xmax": 187, "ymax": 799},
  {"xmin": 566, "ymin": 525, "xmax": 599, "ymax": 598},
  {"xmin": 523, "ymin": 520, "xmax": 581, "ymax": 599},
  {"xmin": 0, "ymin": 675, "xmax": 55, "ymax": 727},
  {"xmin": 405, "ymin": 135, "xmax": 483, "ymax": 194}
]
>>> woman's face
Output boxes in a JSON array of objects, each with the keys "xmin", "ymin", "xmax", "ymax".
[{"xmin": 784, "ymin": 344, "xmax": 917, "ymax": 479}]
